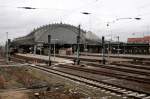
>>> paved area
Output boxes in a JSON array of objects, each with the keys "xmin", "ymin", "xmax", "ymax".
[
  {"xmin": 0, "ymin": 64, "xmax": 29, "ymax": 67},
  {"xmin": 55, "ymin": 54, "xmax": 132, "ymax": 62},
  {"xmin": 16, "ymin": 53, "xmax": 133, "ymax": 64},
  {"xmin": 81, "ymin": 52, "xmax": 150, "ymax": 59},
  {"xmin": 17, "ymin": 53, "xmax": 73, "ymax": 64}
]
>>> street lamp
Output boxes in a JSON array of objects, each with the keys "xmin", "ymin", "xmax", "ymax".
[
  {"xmin": 81, "ymin": 12, "xmax": 91, "ymax": 15},
  {"xmin": 81, "ymin": 12, "xmax": 91, "ymax": 55},
  {"xmin": 107, "ymin": 17, "xmax": 141, "ymax": 27},
  {"xmin": 76, "ymin": 25, "xmax": 81, "ymax": 65},
  {"xmin": 134, "ymin": 18, "xmax": 141, "ymax": 20},
  {"xmin": 116, "ymin": 17, "xmax": 141, "ymax": 21},
  {"xmin": 17, "ymin": 7, "xmax": 37, "ymax": 9},
  {"xmin": 106, "ymin": 17, "xmax": 142, "ymax": 56}
]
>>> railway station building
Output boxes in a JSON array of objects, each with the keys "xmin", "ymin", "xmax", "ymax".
[
  {"xmin": 12, "ymin": 23, "xmax": 101, "ymax": 55},
  {"xmin": 11, "ymin": 23, "xmax": 150, "ymax": 55}
]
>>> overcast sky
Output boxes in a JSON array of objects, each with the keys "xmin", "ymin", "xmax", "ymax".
[{"xmin": 0, "ymin": 0, "xmax": 150, "ymax": 45}]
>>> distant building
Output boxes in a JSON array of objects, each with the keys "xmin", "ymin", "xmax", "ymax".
[{"xmin": 128, "ymin": 36, "xmax": 150, "ymax": 43}]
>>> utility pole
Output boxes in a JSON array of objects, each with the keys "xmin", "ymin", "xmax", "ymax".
[
  {"xmin": 54, "ymin": 40, "xmax": 56, "ymax": 61},
  {"xmin": 107, "ymin": 41, "xmax": 111, "ymax": 64},
  {"xmin": 8, "ymin": 39, "xmax": 11, "ymax": 61},
  {"xmin": 48, "ymin": 35, "xmax": 51, "ymax": 66},
  {"xmin": 117, "ymin": 36, "xmax": 120, "ymax": 56},
  {"xmin": 6, "ymin": 32, "xmax": 8, "ymax": 64},
  {"xmin": 102, "ymin": 36, "xmax": 105, "ymax": 64},
  {"xmin": 76, "ymin": 25, "xmax": 81, "ymax": 65},
  {"xmin": 123, "ymin": 43, "xmax": 126, "ymax": 54}
]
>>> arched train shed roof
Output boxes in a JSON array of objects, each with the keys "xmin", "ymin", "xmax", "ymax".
[{"xmin": 13, "ymin": 23, "xmax": 100, "ymax": 45}]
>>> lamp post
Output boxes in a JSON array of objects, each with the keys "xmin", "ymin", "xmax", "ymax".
[
  {"xmin": 81, "ymin": 12, "xmax": 91, "ymax": 56},
  {"xmin": 106, "ymin": 25, "xmax": 113, "ymax": 64},
  {"xmin": 6, "ymin": 32, "xmax": 8, "ymax": 64},
  {"xmin": 117, "ymin": 36, "xmax": 120, "ymax": 56},
  {"xmin": 107, "ymin": 17, "xmax": 141, "ymax": 27},
  {"xmin": 76, "ymin": 25, "xmax": 81, "ymax": 65},
  {"xmin": 107, "ymin": 40, "xmax": 111, "ymax": 64},
  {"xmin": 48, "ymin": 35, "xmax": 51, "ymax": 66}
]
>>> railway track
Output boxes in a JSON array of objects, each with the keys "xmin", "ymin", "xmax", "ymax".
[
  {"xmin": 29, "ymin": 64, "xmax": 150, "ymax": 99},
  {"xmin": 55, "ymin": 64, "xmax": 150, "ymax": 84},
  {"xmin": 81, "ymin": 53, "xmax": 150, "ymax": 61},
  {"xmin": 80, "ymin": 53, "xmax": 150, "ymax": 65},
  {"xmin": 51, "ymin": 54, "xmax": 150, "ymax": 77},
  {"xmin": 54, "ymin": 53, "xmax": 150, "ymax": 65},
  {"xmin": 81, "ymin": 62, "xmax": 150, "ymax": 76},
  {"xmin": 31, "ymin": 65, "xmax": 150, "ymax": 99},
  {"xmin": 10, "ymin": 55, "xmax": 150, "ymax": 99},
  {"xmin": 11, "ymin": 55, "xmax": 150, "ymax": 84},
  {"xmin": 111, "ymin": 63, "xmax": 150, "ymax": 70}
]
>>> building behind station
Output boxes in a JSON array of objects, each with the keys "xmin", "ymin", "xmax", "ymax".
[{"xmin": 128, "ymin": 36, "xmax": 150, "ymax": 43}]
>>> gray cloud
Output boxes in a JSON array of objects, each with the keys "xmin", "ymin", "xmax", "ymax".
[{"xmin": 0, "ymin": 0, "xmax": 150, "ymax": 45}]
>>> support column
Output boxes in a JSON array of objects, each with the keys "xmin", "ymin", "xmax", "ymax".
[
  {"xmin": 76, "ymin": 25, "xmax": 80, "ymax": 65},
  {"xmin": 34, "ymin": 45, "xmax": 37, "ymax": 55}
]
